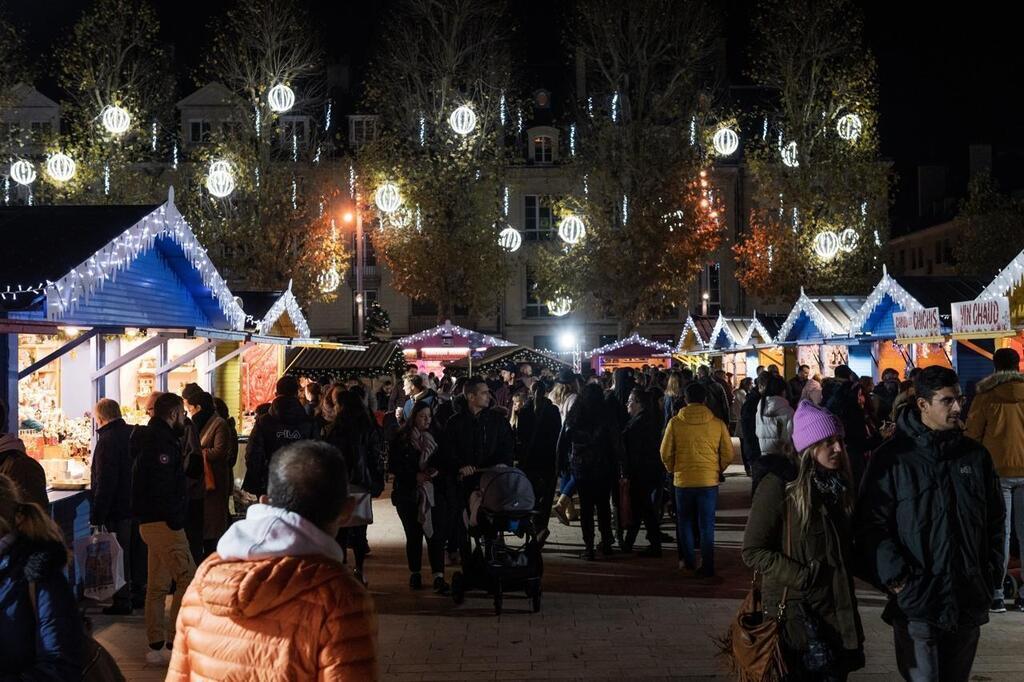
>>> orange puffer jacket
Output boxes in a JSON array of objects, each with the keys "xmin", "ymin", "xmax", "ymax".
[{"xmin": 167, "ymin": 552, "xmax": 377, "ymax": 681}]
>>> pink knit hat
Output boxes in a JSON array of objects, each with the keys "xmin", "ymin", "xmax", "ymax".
[{"xmin": 792, "ymin": 400, "xmax": 844, "ymax": 452}]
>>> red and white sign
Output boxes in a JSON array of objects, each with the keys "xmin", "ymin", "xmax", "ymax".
[
  {"xmin": 951, "ymin": 297, "xmax": 1011, "ymax": 335},
  {"xmin": 893, "ymin": 307, "xmax": 941, "ymax": 340}
]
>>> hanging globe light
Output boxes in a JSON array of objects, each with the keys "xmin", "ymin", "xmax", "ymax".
[
  {"xmin": 839, "ymin": 228, "xmax": 859, "ymax": 253},
  {"xmin": 101, "ymin": 105, "xmax": 131, "ymax": 135},
  {"xmin": 813, "ymin": 230, "xmax": 840, "ymax": 260},
  {"xmin": 836, "ymin": 113, "xmax": 863, "ymax": 142},
  {"xmin": 205, "ymin": 160, "xmax": 236, "ymax": 198},
  {"xmin": 712, "ymin": 126, "xmax": 739, "ymax": 156},
  {"xmin": 558, "ymin": 215, "xmax": 586, "ymax": 245},
  {"xmin": 781, "ymin": 141, "xmax": 799, "ymax": 168},
  {"xmin": 319, "ymin": 266, "xmax": 341, "ymax": 294},
  {"xmin": 45, "ymin": 153, "xmax": 76, "ymax": 183},
  {"xmin": 374, "ymin": 182, "xmax": 401, "ymax": 213},
  {"xmin": 547, "ymin": 297, "xmax": 572, "ymax": 317},
  {"xmin": 267, "ymin": 84, "xmax": 296, "ymax": 113},
  {"xmin": 9, "ymin": 160, "xmax": 36, "ymax": 186},
  {"xmin": 449, "ymin": 105, "xmax": 477, "ymax": 135},
  {"xmin": 498, "ymin": 226, "xmax": 523, "ymax": 253}
]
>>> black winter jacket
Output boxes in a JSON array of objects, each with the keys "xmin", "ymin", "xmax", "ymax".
[
  {"xmin": 557, "ymin": 414, "xmax": 624, "ymax": 484},
  {"xmin": 388, "ymin": 429, "xmax": 450, "ymax": 509},
  {"xmin": 855, "ymin": 409, "xmax": 1005, "ymax": 630},
  {"xmin": 131, "ymin": 419, "xmax": 192, "ymax": 530},
  {"xmin": 740, "ymin": 388, "xmax": 763, "ymax": 459},
  {"xmin": 89, "ymin": 418, "xmax": 134, "ymax": 526},
  {"xmin": 322, "ymin": 415, "xmax": 385, "ymax": 494},
  {"xmin": 242, "ymin": 395, "xmax": 317, "ymax": 496},
  {"xmin": 513, "ymin": 396, "xmax": 561, "ymax": 484},
  {"xmin": 443, "ymin": 407, "xmax": 514, "ymax": 472},
  {"xmin": 622, "ymin": 409, "xmax": 666, "ymax": 489}
]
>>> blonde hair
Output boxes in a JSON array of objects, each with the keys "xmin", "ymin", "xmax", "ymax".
[
  {"xmin": 0, "ymin": 475, "xmax": 67, "ymax": 550},
  {"xmin": 665, "ymin": 372, "xmax": 683, "ymax": 398},
  {"xmin": 786, "ymin": 442, "xmax": 855, "ymax": 534},
  {"xmin": 549, "ymin": 380, "xmax": 577, "ymax": 408},
  {"xmin": 94, "ymin": 398, "xmax": 122, "ymax": 423}
]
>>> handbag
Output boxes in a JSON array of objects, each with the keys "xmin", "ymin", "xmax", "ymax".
[
  {"xmin": 617, "ymin": 477, "xmax": 634, "ymax": 529},
  {"xmin": 719, "ymin": 505, "xmax": 792, "ymax": 681},
  {"xmin": 340, "ymin": 485, "xmax": 373, "ymax": 527}
]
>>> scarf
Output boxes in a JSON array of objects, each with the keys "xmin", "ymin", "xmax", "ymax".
[
  {"xmin": 410, "ymin": 429, "xmax": 438, "ymax": 537},
  {"xmin": 813, "ymin": 469, "xmax": 847, "ymax": 508}
]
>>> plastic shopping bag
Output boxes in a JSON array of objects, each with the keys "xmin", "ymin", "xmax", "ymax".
[{"xmin": 74, "ymin": 529, "xmax": 125, "ymax": 603}]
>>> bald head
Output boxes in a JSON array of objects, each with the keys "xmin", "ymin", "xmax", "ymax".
[{"xmin": 267, "ymin": 440, "xmax": 349, "ymax": 530}]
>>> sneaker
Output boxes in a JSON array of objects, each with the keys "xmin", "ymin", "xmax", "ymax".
[
  {"xmin": 1014, "ymin": 596, "xmax": 1024, "ymax": 612},
  {"xmin": 433, "ymin": 577, "xmax": 450, "ymax": 595},
  {"xmin": 144, "ymin": 649, "xmax": 169, "ymax": 666},
  {"xmin": 991, "ymin": 598, "xmax": 1007, "ymax": 613},
  {"xmin": 409, "ymin": 573, "xmax": 423, "ymax": 590}
]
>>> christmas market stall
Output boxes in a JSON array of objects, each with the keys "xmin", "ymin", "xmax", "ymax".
[
  {"xmin": 588, "ymin": 333, "xmax": 674, "ymax": 373},
  {"xmin": 845, "ymin": 266, "xmax": 986, "ymax": 379},
  {"xmin": 284, "ymin": 341, "xmax": 406, "ymax": 385},
  {"xmin": 673, "ymin": 314, "xmax": 715, "ymax": 368},
  {"xmin": 704, "ymin": 313, "xmax": 761, "ymax": 380},
  {"xmin": 774, "ymin": 290, "xmax": 866, "ymax": 379},
  {"xmin": 744, "ymin": 313, "xmax": 784, "ymax": 376},
  {"xmin": 397, "ymin": 320, "xmax": 513, "ymax": 377},
  {"xmin": 0, "ymin": 190, "xmax": 247, "ymax": 562},
  {"xmin": 444, "ymin": 344, "xmax": 572, "ymax": 378}
]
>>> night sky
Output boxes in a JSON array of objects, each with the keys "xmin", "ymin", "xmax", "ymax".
[{"xmin": 9, "ymin": 0, "xmax": 1022, "ymax": 233}]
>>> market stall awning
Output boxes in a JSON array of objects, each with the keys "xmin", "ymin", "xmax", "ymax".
[
  {"xmin": 284, "ymin": 342, "xmax": 406, "ymax": 381},
  {"xmin": 237, "ymin": 282, "xmax": 312, "ymax": 339},
  {"xmin": 444, "ymin": 345, "xmax": 571, "ymax": 376},
  {"xmin": 0, "ymin": 187, "xmax": 245, "ymax": 331},
  {"xmin": 775, "ymin": 289, "xmax": 867, "ymax": 344},
  {"xmin": 397, "ymin": 320, "xmax": 513, "ymax": 350},
  {"xmin": 587, "ymin": 333, "xmax": 674, "ymax": 358}
]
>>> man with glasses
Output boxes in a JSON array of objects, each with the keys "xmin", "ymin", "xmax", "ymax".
[{"xmin": 857, "ymin": 366, "xmax": 1004, "ymax": 682}]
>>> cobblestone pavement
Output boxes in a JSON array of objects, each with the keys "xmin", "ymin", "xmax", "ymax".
[{"xmin": 93, "ymin": 466, "xmax": 1024, "ymax": 681}]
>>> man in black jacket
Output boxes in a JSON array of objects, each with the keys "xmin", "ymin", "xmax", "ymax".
[
  {"xmin": 131, "ymin": 392, "xmax": 198, "ymax": 664},
  {"xmin": 242, "ymin": 376, "xmax": 316, "ymax": 497},
  {"xmin": 857, "ymin": 366, "xmax": 1004, "ymax": 682},
  {"xmin": 90, "ymin": 398, "xmax": 136, "ymax": 615}
]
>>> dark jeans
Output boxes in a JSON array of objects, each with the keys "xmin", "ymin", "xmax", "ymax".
[
  {"xmin": 337, "ymin": 525, "xmax": 369, "ymax": 571},
  {"xmin": 559, "ymin": 473, "xmax": 577, "ymax": 497},
  {"xmin": 674, "ymin": 485, "xmax": 718, "ymax": 572},
  {"xmin": 893, "ymin": 619, "xmax": 980, "ymax": 682},
  {"xmin": 578, "ymin": 477, "xmax": 612, "ymax": 551},
  {"xmin": 624, "ymin": 481, "xmax": 661, "ymax": 550},
  {"xmin": 396, "ymin": 503, "xmax": 445, "ymax": 575},
  {"xmin": 110, "ymin": 518, "xmax": 133, "ymax": 609}
]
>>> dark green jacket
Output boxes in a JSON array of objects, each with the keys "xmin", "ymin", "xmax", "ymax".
[
  {"xmin": 742, "ymin": 472, "xmax": 864, "ymax": 656},
  {"xmin": 855, "ymin": 409, "xmax": 1004, "ymax": 630}
]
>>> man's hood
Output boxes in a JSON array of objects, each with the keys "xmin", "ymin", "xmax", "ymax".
[
  {"xmin": 217, "ymin": 504, "xmax": 345, "ymax": 564},
  {"xmin": 975, "ymin": 371, "xmax": 1024, "ymax": 399},
  {"xmin": 0, "ymin": 433, "xmax": 26, "ymax": 453},
  {"xmin": 270, "ymin": 395, "xmax": 309, "ymax": 425}
]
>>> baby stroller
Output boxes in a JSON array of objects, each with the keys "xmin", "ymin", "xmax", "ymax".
[{"xmin": 451, "ymin": 466, "xmax": 544, "ymax": 614}]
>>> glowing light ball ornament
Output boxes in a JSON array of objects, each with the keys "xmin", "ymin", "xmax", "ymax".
[
  {"xmin": 374, "ymin": 182, "xmax": 401, "ymax": 214},
  {"xmin": 837, "ymin": 113, "xmax": 863, "ymax": 142},
  {"xmin": 205, "ymin": 160, "xmax": 236, "ymax": 198},
  {"xmin": 9, "ymin": 160, "xmax": 36, "ymax": 186},
  {"xmin": 45, "ymin": 153, "xmax": 76, "ymax": 182},
  {"xmin": 813, "ymin": 230, "xmax": 840, "ymax": 261},
  {"xmin": 558, "ymin": 215, "xmax": 586, "ymax": 245},
  {"xmin": 498, "ymin": 226, "xmax": 522, "ymax": 253},
  {"xmin": 319, "ymin": 267, "xmax": 341, "ymax": 294},
  {"xmin": 712, "ymin": 126, "xmax": 739, "ymax": 156},
  {"xmin": 839, "ymin": 228, "xmax": 859, "ymax": 253},
  {"xmin": 267, "ymin": 84, "xmax": 295, "ymax": 113},
  {"xmin": 101, "ymin": 105, "xmax": 131, "ymax": 135},
  {"xmin": 547, "ymin": 297, "xmax": 572, "ymax": 317},
  {"xmin": 781, "ymin": 141, "xmax": 799, "ymax": 168},
  {"xmin": 449, "ymin": 105, "xmax": 477, "ymax": 136}
]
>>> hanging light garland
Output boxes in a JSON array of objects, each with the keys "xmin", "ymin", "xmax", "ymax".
[
  {"xmin": 101, "ymin": 105, "xmax": 131, "ymax": 135},
  {"xmin": 558, "ymin": 215, "xmax": 585, "ymax": 245},
  {"xmin": 712, "ymin": 126, "xmax": 739, "ymax": 156},
  {"xmin": 45, "ymin": 153, "xmax": 76, "ymax": 183},
  {"xmin": 449, "ymin": 105, "xmax": 477, "ymax": 136},
  {"xmin": 498, "ymin": 226, "xmax": 522, "ymax": 253},
  {"xmin": 205, "ymin": 160, "xmax": 236, "ymax": 198},
  {"xmin": 267, "ymin": 83, "xmax": 295, "ymax": 113},
  {"xmin": 9, "ymin": 160, "xmax": 36, "ymax": 186},
  {"xmin": 836, "ymin": 113, "xmax": 863, "ymax": 142},
  {"xmin": 375, "ymin": 182, "xmax": 401, "ymax": 213}
]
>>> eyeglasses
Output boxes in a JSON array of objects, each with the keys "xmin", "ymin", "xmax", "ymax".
[{"xmin": 935, "ymin": 396, "xmax": 965, "ymax": 407}]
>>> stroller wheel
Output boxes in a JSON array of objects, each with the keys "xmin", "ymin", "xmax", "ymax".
[
  {"xmin": 494, "ymin": 579, "xmax": 503, "ymax": 615},
  {"xmin": 451, "ymin": 572, "xmax": 465, "ymax": 605}
]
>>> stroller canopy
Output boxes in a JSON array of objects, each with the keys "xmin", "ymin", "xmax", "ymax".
[{"xmin": 479, "ymin": 466, "xmax": 536, "ymax": 515}]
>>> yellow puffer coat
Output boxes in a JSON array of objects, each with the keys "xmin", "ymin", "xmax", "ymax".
[
  {"xmin": 965, "ymin": 370, "xmax": 1024, "ymax": 478},
  {"xmin": 660, "ymin": 404, "xmax": 733, "ymax": 488}
]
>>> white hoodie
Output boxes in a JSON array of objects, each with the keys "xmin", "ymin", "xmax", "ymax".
[{"xmin": 216, "ymin": 504, "xmax": 345, "ymax": 564}]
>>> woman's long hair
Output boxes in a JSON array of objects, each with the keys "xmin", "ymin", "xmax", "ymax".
[
  {"xmin": 786, "ymin": 440, "xmax": 856, "ymax": 533},
  {"xmin": 0, "ymin": 475, "xmax": 67, "ymax": 549},
  {"xmin": 549, "ymin": 378, "xmax": 578, "ymax": 409},
  {"xmin": 567, "ymin": 383, "xmax": 607, "ymax": 430},
  {"xmin": 395, "ymin": 400, "xmax": 433, "ymax": 445}
]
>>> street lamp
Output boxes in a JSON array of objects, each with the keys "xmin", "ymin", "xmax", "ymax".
[
  {"xmin": 558, "ymin": 329, "xmax": 582, "ymax": 373},
  {"xmin": 702, "ymin": 291, "xmax": 710, "ymax": 316}
]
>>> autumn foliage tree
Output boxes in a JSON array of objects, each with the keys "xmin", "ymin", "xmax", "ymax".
[
  {"xmin": 733, "ymin": 0, "xmax": 890, "ymax": 301},
  {"xmin": 358, "ymin": 0, "xmax": 515, "ymax": 321},
  {"xmin": 953, "ymin": 171, "xmax": 1024, "ymax": 278},
  {"xmin": 535, "ymin": 0, "xmax": 724, "ymax": 333}
]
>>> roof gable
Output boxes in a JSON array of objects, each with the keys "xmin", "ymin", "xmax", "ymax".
[
  {"xmin": 588, "ymin": 333, "xmax": 673, "ymax": 357},
  {"xmin": 250, "ymin": 285, "xmax": 311, "ymax": 339},
  {"xmin": 398, "ymin": 321, "xmax": 512, "ymax": 349},
  {"xmin": 848, "ymin": 266, "xmax": 924, "ymax": 334},
  {"xmin": 776, "ymin": 289, "xmax": 866, "ymax": 342},
  {"xmin": 176, "ymin": 82, "xmax": 245, "ymax": 110},
  {"xmin": 676, "ymin": 315, "xmax": 707, "ymax": 352},
  {"xmin": 2, "ymin": 83, "xmax": 59, "ymax": 111}
]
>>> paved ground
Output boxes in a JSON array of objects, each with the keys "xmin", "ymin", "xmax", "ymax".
[{"xmin": 93, "ymin": 465, "xmax": 1024, "ymax": 681}]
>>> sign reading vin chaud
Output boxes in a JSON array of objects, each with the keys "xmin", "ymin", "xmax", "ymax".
[
  {"xmin": 951, "ymin": 296, "xmax": 1011, "ymax": 335},
  {"xmin": 893, "ymin": 307, "xmax": 941, "ymax": 340}
]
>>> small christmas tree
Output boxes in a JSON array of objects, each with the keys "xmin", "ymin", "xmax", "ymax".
[{"xmin": 365, "ymin": 301, "xmax": 391, "ymax": 343}]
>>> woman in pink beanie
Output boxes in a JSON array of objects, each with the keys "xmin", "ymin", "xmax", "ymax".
[{"xmin": 741, "ymin": 400, "xmax": 865, "ymax": 679}]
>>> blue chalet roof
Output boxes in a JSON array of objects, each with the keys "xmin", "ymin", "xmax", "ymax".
[
  {"xmin": 237, "ymin": 284, "xmax": 312, "ymax": 339},
  {"xmin": 776, "ymin": 290, "xmax": 866, "ymax": 343},
  {"xmin": 0, "ymin": 190, "xmax": 245, "ymax": 330}
]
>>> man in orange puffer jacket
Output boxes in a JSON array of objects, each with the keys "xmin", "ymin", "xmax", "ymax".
[{"xmin": 167, "ymin": 440, "xmax": 377, "ymax": 680}]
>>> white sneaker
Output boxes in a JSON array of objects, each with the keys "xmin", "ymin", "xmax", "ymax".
[{"xmin": 145, "ymin": 648, "xmax": 170, "ymax": 665}]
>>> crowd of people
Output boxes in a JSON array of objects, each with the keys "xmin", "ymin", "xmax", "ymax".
[{"xmin": 0, "ymin": 346, "xmax": 1019, "ymax": 681}]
